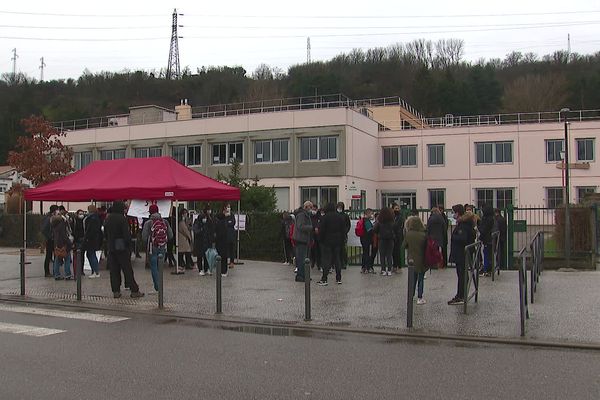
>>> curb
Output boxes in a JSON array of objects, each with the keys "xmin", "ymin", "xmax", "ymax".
[{"xmin": 1, "ymin": 294, "xmax": 599, "ymax": 351}]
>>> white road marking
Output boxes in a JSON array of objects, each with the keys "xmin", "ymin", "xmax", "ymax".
[
  {"xmin": 0, "ymin": 304, "xmax": 129, "ymax": 323},
  {"xmin": 0, "ymin": 322, "xmax": 65, "ymax": 337}
]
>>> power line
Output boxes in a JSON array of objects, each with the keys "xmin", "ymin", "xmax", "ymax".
[
  {"xmin": 0, "ymin": 24, "xmax": 166, "ymax": 30},
  {"xmin": 0, "ymin": 10, "xmax": 164, "ymax": 17}
]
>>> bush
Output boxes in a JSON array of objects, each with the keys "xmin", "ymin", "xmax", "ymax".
[
  {"xmin": 239, "ymin": 212, "xmax": 283, "ymax": 262},
  {"xmin": 0, "ymin": 213, "xmax": 44, "ymax": 248}
]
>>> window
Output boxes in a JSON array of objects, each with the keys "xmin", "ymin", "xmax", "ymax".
[
  {"xmin": 576, "ymin": 138, "xmax": 595, "ymax": 162},
  {"xmin": 172, "ymin": 145, "xmax": 201, "ymax": 166},
  {"xmin": 300, "ymin": 136, "xmax": 337, "ymax": 161},
  {"xmin": 476, "ymin": 141, "xmax": 513, "ymax": 164},
  {"xmin": 546, "ymin": 139, "xmax": 564, "ymax": 162},
  {"xmin": 255, "ymin": 140, "xmax": 271, "ymax": 163},
  {"xmin": 272, "ymin": 139, "xmax": 289, "ymax": 162},
  {"xmin": 428, "ymin": 189, "xmax": 445, "ymax": 209},
  {"xmin": 381, "ymin": 192, "xmax": 416, "ymax": 210},
  {"xmin": 382, "ymin": 145, "xmax": 417, "ymax": 167},
  {"xmin": 428, "ymin": 144, "xmax": 444, "ymax": 166},
  {"xmin": 134, "ymin": 147, "xmax": 162, "ymax": 158},
  {"xmin": 300, "ymin": 186, "xmax": 338, "ymax": 207},
  {"xmin": 74, "ymin": 151, "xmax": 92, "ymax": 170},
  {"xmin": 100, "ymin": 149, "xmax": 126, "ymax": 160},
  {"xmin": 577, "ymin": 186, "xmax": 596, "ymax": 203},
  {"xmin": 351, "ymin": 190, "xmax": 366, "ymax": 210},
  {"xmin": 211, "ymin": 142, "xmax": 243, "ymax": 165},
  {"xmin": 546, "ymin": 187, "xmax": 564, "ymax": 208},
  {"xmin": 476, "ymin": 188, "xmax": 513, "ymax": 209}
]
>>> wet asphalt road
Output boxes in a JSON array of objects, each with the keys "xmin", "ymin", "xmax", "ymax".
[{"xmin": 0, "ymin": 303, "xmax": 598, "ymax": 400}]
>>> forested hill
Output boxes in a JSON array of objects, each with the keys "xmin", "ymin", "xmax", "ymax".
[{"xmin": 1, "ymin": 39, "xmax": 600, "ymax": 163}]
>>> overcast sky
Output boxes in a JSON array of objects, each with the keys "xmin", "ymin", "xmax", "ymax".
[{"xmin": 1, "ymin": 0, "xmax": 599, "ymax": 81}]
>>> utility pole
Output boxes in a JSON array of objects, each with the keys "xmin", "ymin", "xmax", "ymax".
[
  {"xmin": 306, "ymin": 37, "xmax": 311, "ymax": 64},
  {"xmin": 39, "ymin": 57, "xmax": 46, "ymax": 81},
  {"xmin": 166, "ymin": 8, "xmax": 182, "ymax": 80},
  {"xmin": 11, "ymin": 48, "xmax": 18, "ymax": 77},
  {"xmin": 561, "ymin": 107, "xmax": 571, "ymax": 267},
  {"xmin": 567, "ymin": 33, "xmax": 571, "ymax": 61}
]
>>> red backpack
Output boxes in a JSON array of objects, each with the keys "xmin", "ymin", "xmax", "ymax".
[
  {"xmin": 425, "ymin": 237, "xmax": 443, "ymax": 268},
  {"xmin": 355, "ymin": 218, "xmax": 366, "ymax": 237},
  {"xmin": 151, "ymin": 219, "xmax": 168, "ymax": 248}
]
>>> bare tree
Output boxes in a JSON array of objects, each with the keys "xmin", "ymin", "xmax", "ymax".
[
  {"xmin": 406, "ymin": 39, "xmax": 434, "ymax": 67},
  {"xmin": 502, "ymin": 73, "xmax": 569, "ymax": 112},
  {"xmin": 434, "ymin": 39, "xmax": 464, "ymax": 68}
]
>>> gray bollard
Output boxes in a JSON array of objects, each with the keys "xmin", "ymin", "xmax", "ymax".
[
  {"xmin": 304, "ymin": 257, "xmax": 311, "ymax": 321},
  {"xmin": 407, "ymin": 264, "xmax": 415, "ymax": 328},
  {"xmin": 76, "ymin": 248, "xmax": 82, "ymax": 301},
  {"xmin": 158, "ymin": 253, "xmax": 164, "ymax": 309},
  {"xmin": 216, "ymin": 255, "xmax": 222, "ymax": 314},
  {"xmin": 20, "ymin": 248, "xmax": 25, "ymax": 296}
]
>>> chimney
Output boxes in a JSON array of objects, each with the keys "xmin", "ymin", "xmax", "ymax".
[{"xmin": 175, "ymin": 98, "xmax": 192, "ymax": 121}]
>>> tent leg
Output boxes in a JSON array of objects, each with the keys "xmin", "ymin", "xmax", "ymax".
[
  {"xmin": 175, "ymin": 200, "xmax": 179, "ymax": 273},
  {"xmin": 22, "ymin": 198, "xmax": 26, "ymax": 296},
  {"xmin": 236, "ymin": 200, "xmax": 240, "ymax": 261}
]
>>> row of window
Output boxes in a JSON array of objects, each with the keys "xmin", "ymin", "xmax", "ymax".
[
  {"xmin": 382, "ymin": 138, "xmax": 596, "ymax": 168},
  {"xmin": 73, "ymin": 136, "xmax": 338, "ymax": 170}
]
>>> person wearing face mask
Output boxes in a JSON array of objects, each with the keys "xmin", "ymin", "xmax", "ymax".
[
  {"xmin": 336, "ymin": 202, "xmax": 351, "ymax": 270},
  {"xmin": 391, "ymin": 203, "xmax": 405, "ymax": 273},
  {"xmin": 292, "ymin": 201, "xmax": 314, "ymax": 282},
  {"xmin": 222, "ymin": 203, "xmax": 237, "ymax": 270},
  {"xmin": 309, "ymin": 204, "xmax": 322, "ymax": 271},
  {"xmin": 83, "ymin": 205, "xmax": 103, "ymax": 278},
  {"xmin": 177, "ymin": 208, "xmax": 194, "ymax": 272},
  {"xmin": 193, "ymin": 204, "xmax": 215, "ymax": 276},
  {"xmin": 359, "ymin": 208, "xmax": 375, "ymax": 274}
]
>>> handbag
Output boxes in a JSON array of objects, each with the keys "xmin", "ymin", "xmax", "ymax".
[
  {"xmin": 205, "ymin": 247, "xmax": 218, "ymax": 273},
  {"xmin": 54, "ymin": 246, "xmax": 67, "ymax": 258}
]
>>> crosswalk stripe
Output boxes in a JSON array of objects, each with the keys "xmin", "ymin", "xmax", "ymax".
[
  {"xmin": 0, "ymin": 322, "xmax": 65, "ymax": 337},
  {"xmin": 0, "ymin": 304, "xmax": 129, "ymax": 323}
]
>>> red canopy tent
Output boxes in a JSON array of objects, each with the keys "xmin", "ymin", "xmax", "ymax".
[{"xmin": 24, "ymin": 157, "xmax": 240, "ymax": 202}]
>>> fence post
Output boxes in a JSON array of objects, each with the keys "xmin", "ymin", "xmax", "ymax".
[
  {"xmin": 507, "ymin": 205, "xmax": 515, "ymax": 268},
  {"xmin": 407, "ymin": 264, "xmax": 414, "ymax": 328},
  {"xmin": 158, "ymin": 253, "xmax": 164, "ymax": 310},
  {"xmin": 216, "ymin": 255, "xmax": 222, "ymax": 314},
  {"xmin": 304, "ymin": 257, "xmax": 311, "ymax": 321},
  {"xmin": 76, "ymin": 248, "xmax": 82, "ymax": 301},
  {"xmin": 519, "ymin": 255, "xmax": 526, "ymax": 337}
]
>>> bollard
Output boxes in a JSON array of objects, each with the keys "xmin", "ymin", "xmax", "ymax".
[
  {"xmin": 407, "ymin": 265, "xmax": 415, "ymax": 328},
  {"xmin": 76, "ymin": 248, "xmax": 82, "ymax": 301},
  {"xmin": 20, "ymin": 248, "xmax": 25, "ymax": 296},
  {"xmin": 491, "ymin": 237, "xmax": 496, "ymax": 282},
  {"xmin": 158, "ymin": 253, "xmax": 164, "ymax": 309},
  {"xmin": 463, "ymin": 249, "xmax": 470, "ymax": 315},
  {"xmin": 216, "ymin": 255, "xmax": 222, "ymax": 314},
  {"xmin": 304, "ymin": 257, "xmax": 311, "ymax": 321}
]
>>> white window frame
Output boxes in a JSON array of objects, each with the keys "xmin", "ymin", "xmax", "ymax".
[
  {"xmin": 299, "ymin": 136, "xmax": 337, "ymax": 162},
  {"xmin": 300, "ymin": 186, "xmax": 338, "ymax": 207},
  {"xmin": 576, "ymin": 138, "xmax": 595, "ymax": 162},
  {"xmin": 475, "ymin": 188, "xmax": 514, "ymax": 209},
  {"xmin": 428, "ymin": 189, "xmax": 445, "ymax": 209},
  {"xmin": 577, "ymin": 186, "xmax": 596, "ymax": 202},
  {"xmin": 172, "ymin": 144, "xmax": 202, "ymax": 166},
  {"xmin": 100, "ymin": 149, "xmax": 126, "ymax": 161},
  {"xmin": 272, "ymin": 139, "xmax": 289, "ymax": 163},
  {"xmin": 212, "ymin": 142, "xmax": 243, "ymax": 165},
  {"xmin": 134, "ymin": 147, "xmax": 162, "ymax": 158},
  {"xmin": 545, "ymin": 139, "xmax": 564, "ymax": 163},
  {"xmin": 74, "ymin": 151, "xmax": 93, "ymax": 170},
  {"xmin": 475, "ymin": 141, "xmax": 513, "ymax": 165},
  {"xmin": 382, "ymin": 145, "xmax": 417, "ymax": 168},
  {"xmin": 546, "ymin": 187, "xmax": 564, "ymax": 208},
  {"xmin": 427, "ymin": 144, "xmax": 445, "ymax": 167}
]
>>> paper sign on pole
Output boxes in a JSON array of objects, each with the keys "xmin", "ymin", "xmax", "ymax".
[
  {"xmin": 234, "ymin": 214, "xmax": 246, "ymax": 231},
  {"xmin": 127, "ymin": 199, "xmax": 172, "ymax": 218},
  {"xmin": 348, "ymin": 220, "xmax": 362, "ymax": 247}
]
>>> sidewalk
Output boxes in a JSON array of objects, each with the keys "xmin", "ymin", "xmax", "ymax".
[{"xmin": 0, "ymin": 249, "xmax": 599, "ymax": 345}]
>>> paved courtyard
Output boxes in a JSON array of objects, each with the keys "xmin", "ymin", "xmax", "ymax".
[{"xmin": 0, "ymin": 248, "xmax": 598, "ymax": 345}]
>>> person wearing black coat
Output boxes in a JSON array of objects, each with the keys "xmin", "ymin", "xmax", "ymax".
[
  {"xmin": 391, "ymin": 203, "xmax": 405, "ymax": 271},
  {"xmin": 336, "ymin": 202, "xmax": 351, "ymax": 269},
  {"xmin": 316, "ymin": 203, "xmax": 346, "ymax": 285},
  {"xmin": 193, "ymin": 207, "xmax": 216, "ymax": 275},
  {"xmin": 494, "ymin": 208, "xmax": 507, "ymax": 268},
  {"xmin": 280, "ymin": 212, "xmax": 294, "ymax": 265},
  {"xmin": 479, "ymin": 205, "xmax": 495, "ymax": 275},
  {"xmin": 448, "ymin": 204, "xmax": 476, "ymax": 305},
  {"xmin": 83, "ymin": 205, "xmax": 103, "ymax": 277},
  {"xmin": 374, "ymin": 207, "xmax": 397, "ymax": 275},
  {"xmin": 222, "ymin": 204, "xmax": 237, "ymax": 269},
  {"xmin": 72, "ymin": 209, "xmax": 86, "ymax": 277},
  {"xmin": 214, "ymin": 212, "xmax": 230, "ymax": 276}
]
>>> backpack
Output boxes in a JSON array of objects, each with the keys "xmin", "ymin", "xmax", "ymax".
[
  {"xmin": 425, "ymin": 237, "xmax": 443, "ymax": 268},
  {"xmin": 150, "ymin": 219, "xmax": 168, "ymax": 248},
  {"xmin": 355, "ymin": 218, "xmax": 366, "ymax": 237}
]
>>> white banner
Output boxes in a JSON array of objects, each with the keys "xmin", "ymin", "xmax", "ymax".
[
  {"xmin": 234, "ymin": 214, "xmax": 246, "ymax": 231},
  {"xmin": 348, "ymin": 219, "xmax": 362, "ymax": 247},
  {"xmin": 127, "ymin": 199, "xmax": 172, "ymax": 219}
]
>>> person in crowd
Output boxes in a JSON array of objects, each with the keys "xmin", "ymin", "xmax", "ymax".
[
  {"xmin": 41, "ymin": 204, "xmax": 58, "ymax": 277},
  {"xmin": 494, "ymin": 208, "xmax": 507, "ymax": 269},
  {"xmin": 438, "ymin": 204, "xmax": 450, "ymax": 268},
  {"xmin": 402, "ymin": 216, "xmax": 428, "ymax": 305},
  {"xmin": 358, "ymin": 208, "xmax": 375, "ymax": 274},
  {"xmin": 176, "ymin": 208, "xmax": 194, "ymax": 272},
  {"xmin": 97, "ymin": 206, "xmax": 107, "ymax": 223},
  {"xmin": 427, "ymin": 207, "xmax": 447, "ymax": 269},
  {"xmin": 104, "ymin": 201, "xmax": 144, "ymax": 299},
  {"xmin": 142, "ymin": 204, "xmax": 173, "ymax": 294},
  {"xmin": 309, "ymin": 204, "xmax": 321, "ymax": 271},
  {"xmin": 51, "ymin": 206, "xmax": 73, "ymax": 280},
  {"xmin": 374, "ymin": 207, "xmax": 396, "ymax": 276},
  {"xmin": 448, "ymin": 204, "xmax": 476, "ymax": 305},
  {"xmin": 83, "ymin": 205, "xmax": 103, "ymax": 278},
  {"xmin": 72, "ymin": 209, "xmax": 86, "ymax": 276},
  {"xmin": 164, "ymin": 206, "xmax": 177, "ymax": 268},
  {"xmin": 391, "ymin": 203, "xmax": 405, "ymax": 272},
  {"xmin": 479, "ymin": 204, "xmax": 495, "ymax": 276},
  {"xmin": 292, "ymin": 201, "xmax": 314, "ymax": 282},
  {"xmin": 281, "ymin": 211, "xmax": 294, "ymax": 265},
  {"xmin": 214, "ymin": 211, "xmax": 231, "ymax": 277},
  {"xmin": 317, "ymin": 203, "xmax": 346, "ymax": 286},
  {"xmin": 337, "ymin": 202, "xmax": 351, "ymax": 270},
  {"xmin": 222, "ymin": 203, "xmax": 237, "ymax": 270},
  {"xmin": 371, "ymin": 212, "xmax": 380, "ymax": 268},
  {"xmin": 193, "ymin": 204, "xmax": 216, "ymax": 276},
  {"xmin": 128, "ymin": 215, "xmax": 142, "ymax": 259},
  {"xmin": 403, "ymin": 208, "xmax": 420, "ymax": 235}
]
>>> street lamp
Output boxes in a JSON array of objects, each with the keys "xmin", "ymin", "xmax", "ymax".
[{"xmin": 560, "ymin": 107, "xmax": 571, "ymax": 266}]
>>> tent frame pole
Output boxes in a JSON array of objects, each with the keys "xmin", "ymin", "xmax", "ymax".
[{"xmin": 175, "ymin": 200, "xmax": 179, "ymax": 273}]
